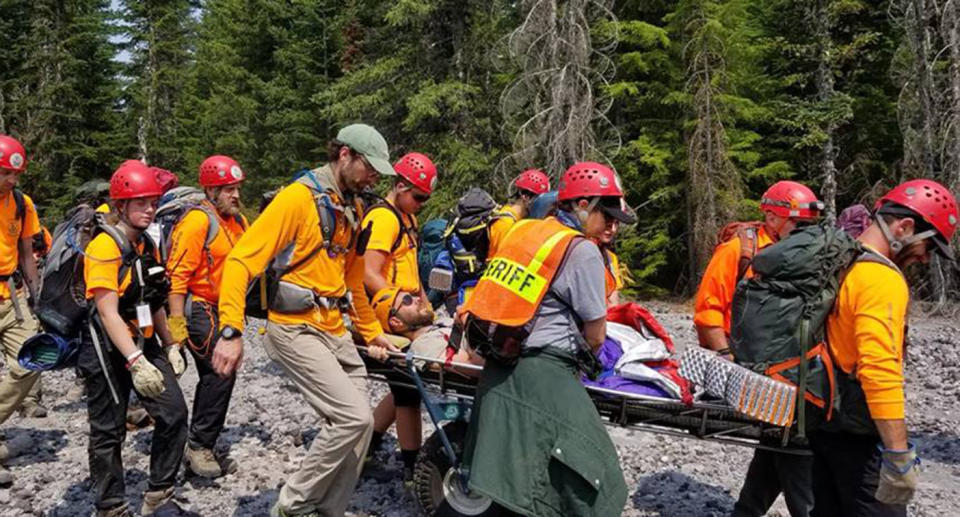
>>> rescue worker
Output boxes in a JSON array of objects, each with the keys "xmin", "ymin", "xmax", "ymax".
[
  {"xmin": 363, "ymin": 152, "xmax": 437, "ymax": 482},
  {"xmin": 488, "ymin": 168, "xmax": 550, "ymax": 256},
  {"xmin": 596, "ymin": 198, "xmax": 636, "ymax": 306},
  {"xmin": 693, "ymin": 180, "xmax": 823, "ymax": 517},
  {"xmin": 79, "ymin": 160, "xmax": 189, "ymax": 516},
  {"xmin": 94, "ymin": 167, "xmax": 179, "ymax": 431},
  {"xmin": 812, "ymin": 179, "xmax": 958, "ymax": 516},
  {"xmin": 0, "ymin": 135, "xmax": 42, "ymax": 487},
  {"xmin": 166, "ymin": 155, "xmax": 248, "ymax": 478},
  {"xmin": 211, "ymin": 124, "xmax": 397, "ymax": 517},
  {"xmin": 461, "ymin": 161, "xmax": 631, "ymax": 516}
]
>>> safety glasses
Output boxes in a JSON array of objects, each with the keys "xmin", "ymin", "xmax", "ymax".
[{"xmin": 389, "ymin": 293, "xmax": 416, "ymax": 317}]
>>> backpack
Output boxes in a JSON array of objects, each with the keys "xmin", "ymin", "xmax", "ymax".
[
  {"xmin": 155, "ymin": 186, "xmax": 222, "ymax": 263},
  {"xmin": 716, "ymin": 221, "xmax": 764, "ymax": 281},
  {"xmin": 35, "ymin": 206, "xmax": 139, "ymax": 338},
  {"xmin": 442, "ymin": 188, "xmax": 515, "ymax": 283},
  {"xmin": 419, "ymin": 218, "xmax": 449, "ymax": 306},
  {"xmin": 729, "ymin": 222, "xmax": 863, "ymax": 436},
  {"xmin": 244, "ymin": 169, "xmax": 364, "ymax": 319}
]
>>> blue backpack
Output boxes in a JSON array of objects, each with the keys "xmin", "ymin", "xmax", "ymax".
[{"xmin": 418, "ymin": 218, "xmax": 448, "ymax": 307}]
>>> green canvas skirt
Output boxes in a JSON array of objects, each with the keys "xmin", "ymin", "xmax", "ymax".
[{"xmin": 463, "ymin": 347, "xmax": 627, "ymax": 516}]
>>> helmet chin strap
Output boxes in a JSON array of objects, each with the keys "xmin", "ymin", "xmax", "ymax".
[{"xmin": 875, "ymin": 213, "xmax": 937, "ymax": 257}]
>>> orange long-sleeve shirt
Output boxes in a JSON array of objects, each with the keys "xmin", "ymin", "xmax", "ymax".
[
  {"xmin": 693, "ymin": 226, "xmax": 774, "ymax": 334},
  {"xmin": 826, "ymin": 253, "xmax": 908, "ymax": 420},
  {"xmin": 218, "ymin": 166, "xmax": 383, "ymax": 342},
  {"xmin": 167, "ymin": 205, "xmax": 247, "ymax": 304},
  {"xmin": 487, "ymin": 205, "xmax": 520, "ymax": 258}
]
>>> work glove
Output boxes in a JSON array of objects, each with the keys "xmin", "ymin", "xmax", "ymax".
[
  {"xmin": 167, "ymin": 315, "xmax": 189, "ymax": 345},
  {"xmin": 876, "ymin": 443, "xmax": 919, "ymax": 505},
  {"xmin": 127, "ymin": 352, "xmax": 166, "ymax": 399},
  {"xmin": 165, "ymin": 344, "xmax": 186, "ymax": 377}
]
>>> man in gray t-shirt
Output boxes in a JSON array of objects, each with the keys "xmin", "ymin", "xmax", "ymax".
[{"xmin": 524, "ymin": 239, "xmax": 608, "ymax": 353}]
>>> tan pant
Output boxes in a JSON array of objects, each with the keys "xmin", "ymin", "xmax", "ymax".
[
  {"xmin": 265, "ymin": 323, "xmax": 373, "ymax": 516},
  {"xmin": 0, "ymin": 295, "xmax": 40, "ymax": 425}
]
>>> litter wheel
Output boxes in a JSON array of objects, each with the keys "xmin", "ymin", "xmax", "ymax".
[{"xmin": 414, "ymin": 421, "xmax": 503, "ymax": 516}]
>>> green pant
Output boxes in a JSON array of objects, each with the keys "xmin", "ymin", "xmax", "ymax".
[{"xmin": 0, "ymin": 295, "xmax": 40, "ymax": 426}]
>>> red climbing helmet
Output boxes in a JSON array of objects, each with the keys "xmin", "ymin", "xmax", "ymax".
[
  {"xmin": 394, "ymin": 152, "xmax": 437, "ymax": 194},
  {"xmin": 110, "ymin": 160, "xmax": 164, "ymax": 200},
  {"xmin": 0, "ymin": 135, "xmax": 27, "ymax": 173},
  {"xmin": 876, "ymin": 179, "xmax": 959, "ymax": 246},
  {"xmin": 760, "ymin": 180, "xmax": 823, "ymax": 220},
  {"xmin": 199, "ymin": 155, "xmax": 245, "ymax": 188},
  {"xmin": 557, "ymin": 162, "xmax": 624, "ymax": 201},
  {"xmin": 151, "ymin": 167, "xmax": 179, "ymax": 193},
  {"xmin": 513, "ymin": 169, "xmax": 551, "ymax": 196}
]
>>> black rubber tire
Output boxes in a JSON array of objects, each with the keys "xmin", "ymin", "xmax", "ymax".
[{"xmin": 413, "ymin": 421, "xmax": 504, "ymax": 517}]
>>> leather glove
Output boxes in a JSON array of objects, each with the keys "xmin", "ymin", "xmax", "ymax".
[
  {"xmin": 167, "ymin": 315, "xmax": 189, "ymax": 345},
  {"xmin": 165, "ymin": 344, "xmax": 186, "ymax": 377},
  {"xmin": 127, "ymin": 352, "xmax": 166, "ymax": 399},
  {"xmin": 876, "ymin": 443, "xmax": 919, "ymax": 505}
]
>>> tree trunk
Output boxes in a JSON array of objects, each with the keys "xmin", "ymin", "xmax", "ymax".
[{"xmin": 814, "ymin": 0, "xmax": 838, "ymax": 223}]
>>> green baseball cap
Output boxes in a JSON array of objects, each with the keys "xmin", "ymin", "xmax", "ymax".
[{"xmin": 336, "ymin": 123, "xmax": 396, "ymax": 176}]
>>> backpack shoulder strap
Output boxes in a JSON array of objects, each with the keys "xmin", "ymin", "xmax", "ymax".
[
  {"xmin": 192, "ymin": 204, "xmax": 220, "ymax": 250},
  {"xmin": 367, "ymin": 201, "xmax": 410, "ymax": 254},
  {"xmin": 97, "ymin": 224, "xmax": 138, "ymax": 284},
  {"xmin": 735, "ymin": 227, "xmax": 759, "ymax": 282},
  {"xmin": 13, "ymin": 189, "xmax": 26, "ymax": 235}
]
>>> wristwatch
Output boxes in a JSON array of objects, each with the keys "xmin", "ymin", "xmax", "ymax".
[{"xmin": 220, "ymin": 325, "xmax": 241, "ymax": 340}]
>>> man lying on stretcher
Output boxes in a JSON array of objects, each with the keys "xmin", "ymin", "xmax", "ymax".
[{"xmin": 370, "ymin": 286, "xmax": 485, "ymax": 376}]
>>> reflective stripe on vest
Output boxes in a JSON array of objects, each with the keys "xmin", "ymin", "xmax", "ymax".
[{"xmin": 463, "ymin": 217, "xmax": 581, "ymax": 327}]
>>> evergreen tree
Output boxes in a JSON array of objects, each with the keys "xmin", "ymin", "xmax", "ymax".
[
  {"xmin": 120, "ymin": 0, "xmax": 197, "ymax": 172},
  {"xmin": 0, "ymin": 0, "xmax": 122, "ymax": 220}
]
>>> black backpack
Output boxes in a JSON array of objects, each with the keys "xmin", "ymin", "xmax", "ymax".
[
  {"xmin": 730, "ymin": 222, "xmax": 864, "ymax": 436},
  {"xmin": 36, "ymin": 206, "xmax": 144, "ymax": 338},
  {"xmin": 442, "ymin": 188, "xmax": 516, "ymax": 282}
]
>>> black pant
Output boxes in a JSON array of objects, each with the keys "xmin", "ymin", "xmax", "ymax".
[
  {"xmin": 808, "ymin": 430, "xmax": 906, "ymax": 517},
  {"xmin": 732, "ymin": 448, "xmax": 814, "ymax": 517},
  {"xmin": 185, "ymin": 300, "xmax": 236, "ymax": 450},
  {"xmin": 77, "ymin": 321, "xmax": 188, "ymax": 510}
]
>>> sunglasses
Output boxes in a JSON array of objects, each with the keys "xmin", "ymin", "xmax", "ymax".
[
  {"xmin": 412, "ymin": 192, "xmax": 431, "ymax": 203},
  {"xmin": 389, "ymin": 293, "xmax": 416, "ymax": 317}
]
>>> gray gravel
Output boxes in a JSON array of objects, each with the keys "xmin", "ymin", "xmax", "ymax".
[{"xmin": 1, "ymin": 306, "xmax": 958, "ymax": 516}]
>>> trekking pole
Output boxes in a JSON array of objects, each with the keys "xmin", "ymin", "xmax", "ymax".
[{"xmin": 89, "ymin": 317, "xmax": 121, "ymax": 405}]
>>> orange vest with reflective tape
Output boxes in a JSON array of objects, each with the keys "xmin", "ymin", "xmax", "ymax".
[{"xmin": 462, "ymin": 217, "xmax": 581, "ymax": 327}]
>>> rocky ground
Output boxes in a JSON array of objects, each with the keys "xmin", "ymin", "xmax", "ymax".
[{"xmin": 1, "ymin": 303, "xmax": 958, "ymax": 516}]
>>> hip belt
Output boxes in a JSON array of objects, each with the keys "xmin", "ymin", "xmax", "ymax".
[{"xmin": 270, "ymin": 280, "xmax": 354, "ymax": 314}]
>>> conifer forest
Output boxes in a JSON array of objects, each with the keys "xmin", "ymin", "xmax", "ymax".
[{"xmin": 3, "ymin": 0, "xmax": 960, "ymax": 303}]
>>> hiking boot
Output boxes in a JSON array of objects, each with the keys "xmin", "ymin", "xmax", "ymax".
[
  {"xmin": 19, "ymin": 401, "xmax": 48, "ymax": 418},
  {"xmin": 269, "ymin": 502, "xmax": 321, "ymax": 517},
  {"xmin": 0, "ymin": 465, "xmax": 12, "ymax": 487},
  {"xmin": 184, "ymin": 446, "xmax": 222, "ymax": 478},
  {"xmin": 140, "ymin": 487, "xmax": 174, "ymax": 515},
  {"xmin": 151, "ymin": 501, "xmax": 200, "ymax": 516},
  {"xmin": 96, "ymin": 504, "xmax": 133, "ymax": 517},
  {"xmin": 402, "ymin": 466, "xmax": 414, "ymax": 491}
]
